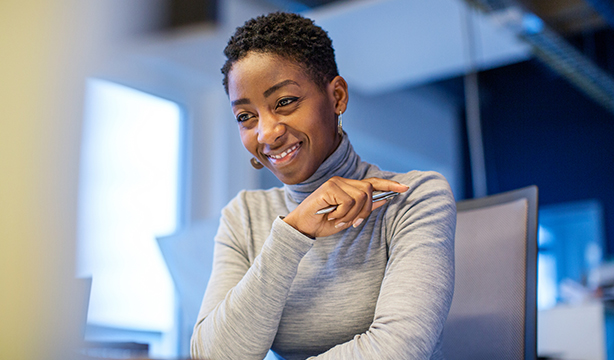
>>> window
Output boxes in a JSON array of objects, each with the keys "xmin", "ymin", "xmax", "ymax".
[
  {"xmin": 76, "ymin": 79, "xmax": 183, "ymax": 356},
  {"xmin": 537, "ymin": 200, "xmax": 605, "ymax": 310}
]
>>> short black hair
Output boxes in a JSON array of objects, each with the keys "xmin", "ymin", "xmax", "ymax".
[{"xmin": 221, "ymin": 12, "xmax": 339, "ymax": 94}]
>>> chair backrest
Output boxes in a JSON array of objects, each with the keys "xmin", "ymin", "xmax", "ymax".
[{"xmin": 442, "ymin": 186, "xmax": 538, "ymax": 360}]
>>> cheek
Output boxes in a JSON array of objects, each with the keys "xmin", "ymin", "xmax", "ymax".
[
  {"xmin": 239, "ymin": 129, "xmax": 256, "ymax": 153},
  {"xmin": 315, "ymin": 108, "xmax": 336, "ymax": 134}
]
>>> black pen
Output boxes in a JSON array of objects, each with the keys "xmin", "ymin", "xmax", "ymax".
[{"xmin": 315, "ymin": 191, "xmax": 400, "ymax": 215}]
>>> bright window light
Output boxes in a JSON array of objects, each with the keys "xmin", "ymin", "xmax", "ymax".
[
  {"xmin": 77, "ymin": 79, "xmax": 182, "ymax": 332},
  {"xmin": 537, "ymin": 200, "xmax": 606, "ymax": 310}
]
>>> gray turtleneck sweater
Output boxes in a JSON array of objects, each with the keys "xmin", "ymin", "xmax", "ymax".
[{"xmin": 191, "ymin": 136, "xmax": 456, "ymax": 360}]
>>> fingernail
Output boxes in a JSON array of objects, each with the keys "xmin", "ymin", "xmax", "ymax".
[
  {"xmin": 335, "ymin": 222, "xmax": 347, "ymax": 229},
  {"xmin": 352, "ymin": 218, "xmax": 364, "ymax": 228},
  {"xmin": 328, "ymin": 217, "xmax": 336, "ymax": 221}
]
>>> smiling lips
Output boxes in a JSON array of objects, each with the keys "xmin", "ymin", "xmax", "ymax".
[{"xmin": 266, "ymin": 143, "xmax": 301, "ymax": 163}]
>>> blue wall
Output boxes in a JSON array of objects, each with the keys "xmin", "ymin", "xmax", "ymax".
[{"xmin": 478, "ymin": 58, "xmax": 614, "ymax": 254}]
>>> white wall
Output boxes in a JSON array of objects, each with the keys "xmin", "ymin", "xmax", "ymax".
[{"xmin": 347, "ymin": 84, "xmax": 463, "ymax": 199}]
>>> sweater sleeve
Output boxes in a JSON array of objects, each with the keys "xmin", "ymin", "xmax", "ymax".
[
  {"xmin": 310, "ymin": 172, "xmax": 456, "ymax": 360},
  {"xmin": 190, "ymin": 193, "xmax": 315, "ymax": 360}
]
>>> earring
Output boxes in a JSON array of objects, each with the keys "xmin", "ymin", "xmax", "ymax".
[
  {"xmin": 337, "ymin": 112, "xmax": 343, "ymax": 137},
  {"xmin": 250, "ymin": 157, "xmax": 264, "ymax": 170}
]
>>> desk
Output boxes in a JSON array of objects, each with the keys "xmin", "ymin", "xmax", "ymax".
[
  {"xmin": 77, "ymin": 341, "xmax": 148, "ymax": 359},
  {"xmin": 538, "ymin": 301, "xmax": 614, "ymax": 360}
]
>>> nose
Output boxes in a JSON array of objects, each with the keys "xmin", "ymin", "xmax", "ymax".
[{"xmin": 257, "ymin": 112, "xmax": 285, "ymax": 144}]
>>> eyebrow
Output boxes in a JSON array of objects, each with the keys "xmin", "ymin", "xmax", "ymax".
[
  {"xmin": 263, "ymin": 80, "xmax": 299, "ymax": 98},
  {"xmin": 231, "ymin": 79, "xmax": 300, "ymax": 107},
  {"xmin": 231, "ymin": 98, "xmax": 251, "ymax": 107}
]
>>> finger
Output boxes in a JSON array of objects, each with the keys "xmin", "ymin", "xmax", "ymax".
[
  {"xmin": 336, "ymin": 178, "xmax": 407, "ymax": 219},
  {"xmin": 326, "ymin": 178, "xmax": 373, "ymax": 227},
  {"xmin": 347, "ymin": 181, "xmax": 375, "ymax": 228},
  {"xmin": 315, "ymin": 179, "xmax": 355, "ymax": 220},
  {"xmin": 315, "ymin": 177, "xmax": 407, "ymax": 230},
  {"xmin": 339, "ymin": 178, "xmax": 406, "ymax": 227},
  {"xmin": 362, "ymin": 177, "xmax": 409, "ymax": 193},
  {"xmin": 328, "ymin": 186, "xmax": 366, "ymax": 226},
  {"xmin": 286, "ymin": 180, "xmax": 353, "ymax": 238},
  {"xmin": 372, "ymin": 196, "xmax": 394, "ymax": 212}
]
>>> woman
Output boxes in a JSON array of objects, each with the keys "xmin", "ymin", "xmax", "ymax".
[{"xmin": 191, "ymin": 12, "xmax": 455, "ymax": 360}]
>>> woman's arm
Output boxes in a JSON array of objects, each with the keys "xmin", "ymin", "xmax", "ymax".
[
  {"xmin": 191, "ymin": 193, "xmax": 315, "ymax": 360},
  {"xmin": 191, "ymin": 175, "xmax": 430, "ymax": 360},
  {"xmin": 310, "ymin": 172, "xmax": 456, "ymax": 360}
]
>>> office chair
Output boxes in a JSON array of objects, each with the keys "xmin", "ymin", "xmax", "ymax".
[
  {"xmin": 157, "ymin": 219, "xmax": 218, "ymax": 357},
  {"xmin": 441, "ymin": 186, "xmax": 538, "ymax": 360}
]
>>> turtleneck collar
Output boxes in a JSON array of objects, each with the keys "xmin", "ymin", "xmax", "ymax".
[{"xmin": 283, "ymin": 134, "xmax": 370, "ymax": 210}]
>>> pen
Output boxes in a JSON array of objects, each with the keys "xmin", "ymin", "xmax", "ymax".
[{"xmin": 315, "ymin": 191, "xmax": 400, "ymax": 215}]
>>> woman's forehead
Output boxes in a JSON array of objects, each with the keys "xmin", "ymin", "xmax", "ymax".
[{"xmin": 228, "ymin": 53, "xmax": 314, "ymax": 98}]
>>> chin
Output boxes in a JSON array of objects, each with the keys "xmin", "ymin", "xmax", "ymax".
[
  {"xmin": 277, "ymin": 176, "xmax": 301, "ymax": 186},
  {"xmin": 274, "ymin": 170, "xmax": 310, "ymax": 185}
]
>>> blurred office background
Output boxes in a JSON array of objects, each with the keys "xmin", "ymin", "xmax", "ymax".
[{"xmin": 2, "ymin": 0, "xmax": 614, "ymax": 359}]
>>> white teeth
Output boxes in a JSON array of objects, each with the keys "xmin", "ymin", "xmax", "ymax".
[{"xmin": 269, "ymin": 143, "xmax": 299, "ymax": 160}]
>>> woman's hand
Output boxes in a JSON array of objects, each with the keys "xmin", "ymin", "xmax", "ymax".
[{"xmin": 283, "ymin": 177, "xmax": 409, "ymax": 238}]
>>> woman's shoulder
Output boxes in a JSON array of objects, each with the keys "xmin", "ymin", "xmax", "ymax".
[
  {"xmin": 223, "ymin": 187, "xmax": 286, "ymax": 217},
  {"xmin": 236, "ymin": 186, "xmax": 285, "ymax": 201},
  {"xmin": 377, "ymin": 169, "xmax": 456, "ymax": 247},
  {"xmin": 367, "ymin": 166, "xmax": 451, "ymax": 192},
  {"xmin": 365, "ymin": 167, "xmax": 455, "ymax": 215}
]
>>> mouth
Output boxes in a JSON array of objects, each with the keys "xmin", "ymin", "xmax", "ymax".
[{"xmin": 265, "ymin": 142, "xmax": 301, "ymax": 164}]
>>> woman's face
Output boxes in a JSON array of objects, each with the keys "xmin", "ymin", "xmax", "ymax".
[{"xmin": 227, "ymin": 52, "xmax": 346, "ymax": 185}]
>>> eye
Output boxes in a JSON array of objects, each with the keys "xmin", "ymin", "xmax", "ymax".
[
  {"xmin": 276, "ymin": 97, "xmax": 298, "ymax": 108},
  {"xmin": 236, "ymin": 113, "xmax": 254, "ymax": 123}
]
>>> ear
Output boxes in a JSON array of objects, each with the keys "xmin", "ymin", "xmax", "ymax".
[{"xmin": 329, "ymin": 76, "xmax": 349, "ymax": 114}]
